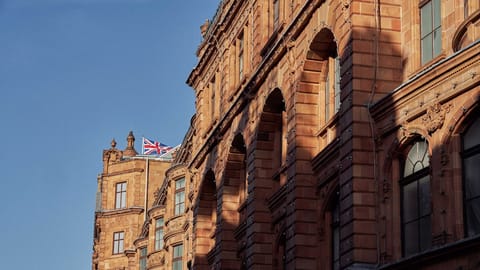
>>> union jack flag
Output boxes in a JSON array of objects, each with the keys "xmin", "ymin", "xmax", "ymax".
[{"xmin": 142, "ymin": 137, "xmax": 173, "ymax": 155}]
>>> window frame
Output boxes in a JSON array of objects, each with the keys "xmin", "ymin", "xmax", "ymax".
[
  {"xmin": 172, "ymin": 243, "xmax": 184, "ymax": 270},
  {"xmin": 420, "ymin": 0, "xmax": 442, "ymax": 65},
  {"xmin": 210, "ymin": 75, "xmax": 216, "ymax": 122},
  {"xmin": 331, "ymin": 190, "xmax": 340, "ymax": 270},
  {"xmin": 115, "ymin": 182, "xmax": 127, "ymax": 209},
  {"xmin": 112, "ymin": 231, "xmax": 125, "ymax": 255},
  {"xmin": 273, "ymin": 0, "xmax": 280, "ymax": 30},
  {"xmin": 174, "ymin": 178, "xmax": 186, "ymax": 215},
  {"xmin": 400, "ymin": 140, "xmax": 432, "ymax": 257},
  {"xmin": 155, "ymin": 217, "xmax": 164, "ymax": 251},
  {"xmin": 238, "ymin": 32, "xmax": 244, "ymax": 82},
  {"xmin": 139, "ymin": 247, "xmax": 147, "ymax": 270},
  {"xmin": 325, "ymin": 56, "xmax": 341, "ymax": 121},
  {"xmin": 462, "ymin": 114, "xmax": 480, "ymax": 237}
]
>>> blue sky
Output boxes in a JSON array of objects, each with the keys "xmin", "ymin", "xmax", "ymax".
[{"xmin": 0, "ymin": 1, "xmax": 218, "ymax": 269}]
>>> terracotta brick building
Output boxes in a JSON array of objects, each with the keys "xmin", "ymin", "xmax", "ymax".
[{"xmin": 93, "ymin": 0, "xmax": 480, "ymax": 269}]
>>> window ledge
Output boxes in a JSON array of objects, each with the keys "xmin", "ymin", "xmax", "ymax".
[
  {"xmin": 315, "ymin": 113, "xmax": 339, "ymax": 137},
  {"xmin": 96, "ymin": 206, "xmax": 143, "ymax": 217},
  {"xmin": 409, "ymin": 53, "xmax": 447, "ymax": 79},
  {"xmin": 379, "ymin": 235, "xmax": 480, "ymax": 269}
]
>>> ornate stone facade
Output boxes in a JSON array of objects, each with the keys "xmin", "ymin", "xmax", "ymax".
[
  {"xmin": 93, "ymin": 1, "xmax": 480, "ymax": 269},
  {"xmin": 186, "ymin": 0, "xmax": 480, "ymax": 269}
]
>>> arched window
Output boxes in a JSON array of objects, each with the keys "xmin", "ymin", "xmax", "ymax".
[
  {"xmin": 401, "ymin": 140, "xmax": 432, "ymax": 256},
  {"xmin": 463, "ymin": 114, "xmax": 480, "ymax": 237}
]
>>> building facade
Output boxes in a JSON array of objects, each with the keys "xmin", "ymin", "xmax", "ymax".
[
  {"xmin": 92, "ymin": 132, "xmax": 176, "ymax": 270},
  {"xmin": 93, "ymin": 0, "xmax": 480, "ymax": 269}
]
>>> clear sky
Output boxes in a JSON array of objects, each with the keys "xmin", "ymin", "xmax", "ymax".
[{"xmin": 0, "ymin": 1, "xmax": 219, "ymax": 269}]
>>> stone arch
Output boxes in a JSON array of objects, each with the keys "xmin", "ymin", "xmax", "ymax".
[
  {"xmin": 299, "ymin": 27, "xmax": 341, "ymax": 151},
  {"xmin": 441, "ymin": 96, "xmax": 479, "ymax": 145},
  {"xmin": 217, "ymin": 132, "xmax": 247, "ymax": 270},
  {"xmin": 246, "ymin": 88, "xmax": 286, "ymax": 268},
  {"xmin": 194, "ymin": 169, "xmax": 217, "ymax": 269},
  {"xmin": 257, "ymin": 87, "xmax": 287, "ymax": 191}
]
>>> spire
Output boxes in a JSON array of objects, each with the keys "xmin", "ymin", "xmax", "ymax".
[{"xmin": 123, "ymin": 131, "xmax": 138, "ymax": 157}]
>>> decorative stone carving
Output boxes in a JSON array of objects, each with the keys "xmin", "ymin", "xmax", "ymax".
[
  {"xmin": 103, "ymin": 139, "xmax": 123, "ymax": 164},
  {"xmin": 147, "ymin": 251, "xmax": 165, "ymax": 267},
  {"xmin": 421, "ymin": 103, "xmax": 452, "ymax": 134}
]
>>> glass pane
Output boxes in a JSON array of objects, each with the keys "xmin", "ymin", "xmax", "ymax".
[
  {"xmin": 174, "ymin": 245, "xmax": 183, "ymax": 257},
  {"xmin": 421, "ymin": 2, "xmax": 432, "ymax": 37},
  {"xmin": 179, "ymin": 191, "xmax": 185, "ymax": 203},
  {"xmin": 156, "ymin": 218, "xmax": 164, "ymax": 227},
  {"xmin": 173, "ymin": 261, "xmax": 183, "ymax": 270},
  {"xmin": 406, "ymin": 141, "xmax": 429, "ymax": 176},
  {"xmin": 119, "ymin": 240, "xmax": 124, "ymax": 253},
  {"xmin": 121, "ymin": 192, "xmax": 126, "ymax": 208},
  {"xmin": 334, "ymin": 57, "xmax": 341, "ymax": 113},
  {"xmin": 419, "ymin": 176, "xmax": 431, "ymax": 216},
  {"xmin": 433, "ymin": 0, "xmax": 441, "ymax": 28},
  {"xmin": 466, "ymin": 197, "xmax": 480, "ymax": 236},
  {"xmin": 419, "ymin": 216, "xmax": 432, "ymax": 251},
  {"xmin": 176, "ymin": 178, "xmax": 185, "ymax": 189},
  {"xmin": 464, "ymin": 155, "xmax": 480, "ymax": 199},
  {"xmin": 140, "ymin": 259, "xmax": 146, "ymax": 270},
  {"xmin": 404, "ymin": 221, "xmax": 419, "ymax": 256},
  {"xmin": 464, "ymin": 118, "xmax": 480, "ymax": 149},
  {"xmin": 333, "ymin": 227, "xmax": 339, "ymax": 261},
  {"xmin": 433, "ymin": 28, "xmax": 442, "ymax": 57},
  {"xmin": 325, "ymin": 73, "xmax": 330, "ymax": 120},
  {"xmin": 115, "ymin": 193, "xmax": 121, "ymax": 209},
  {"xmin": 403, "ymin": 181, "xmax": 418, "ymax": 222},
  {"xmin": 422, "ymin": 35, "xmax": 433, "ymax": 64},
  {"xmin": 404, "ymin": 158, "xmax": 414, "ymax": 177}
]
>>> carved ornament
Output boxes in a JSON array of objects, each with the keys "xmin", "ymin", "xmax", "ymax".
[{"xmin": 421, "ymin": 103, "xmax": 452, "ymax": 134}]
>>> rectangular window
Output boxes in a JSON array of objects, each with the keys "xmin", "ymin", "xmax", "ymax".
[
  {"xmin": 115, "ymin": 182, "xmax": 127, "ymax": 209},
  {"xmin": 273, "ymin": 0, "xmax": 280, "ymax": 29},
  {"xmin": 113, "ymin": 231, "xmax": 124, "ymax": 255},
  {"xmin": 174, "ymin": 178, "xmax": 186, "ymax": 215},
  {"xmin": 463, "ymin": 116, "xmax": 480, "ymax": 236},
  {"xmin": 325, "ymin": 57, "xmax": 341, "ymax": 121},
  {"xmin": 139, "ymin": 247, "xmax": 147, "ymax": 270},
  {"xmin": 172, "ymin": 244, "xmax": 183, "ymax": 270},
  {"xmin": 155, "ymin": 218, "xmax": 164, "ymax": 250},
  {"xmin": 334, "ymin": 57, "xmax": 341, "ymax": 114},
  {"xmin": 421, "ymin": 0, "xmax": 441, "ymax": 64},
  {"xmin": 210, "ymin": 76, "xmax": 216, "ymax": 122},
  {"xmin": 238, "ymin": 32, "xmax": 244, "ymax": 81}
]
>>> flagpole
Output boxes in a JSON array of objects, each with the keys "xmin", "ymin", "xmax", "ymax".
[{"xmin": 144, "ymin": 156, "xmax": 149, "ymax": 222}]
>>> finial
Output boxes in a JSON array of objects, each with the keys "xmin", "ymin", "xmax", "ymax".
[
  {"xmin": 127, "ymin": 131, "xmax": 135, "ymax": 147},
  {"xmin": 111, "ymin": 139, "xmax": 117, "ymax": 149},
  {"xmin": 200, "ymin": 19, "xmax": 210, "ymax": 37},
  {"xmin": 124, "ymin": 131, "xmax": 138, "ymax": 156}
]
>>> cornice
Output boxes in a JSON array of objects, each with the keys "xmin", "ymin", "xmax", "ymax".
[
  {"xmin": 101, "ymin": 167, "xmax": 144, "ymax": 178},
  {"xmin": 147, "ymin": 204, "xmax": 165, "ymax": 218},
  {"xmin": 96, "ymin": 206, "xmax": 144, "ymax": 217},
  {"xmin": 370, "ymin": 41, "xmax": 480, "ymax": 136}
]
